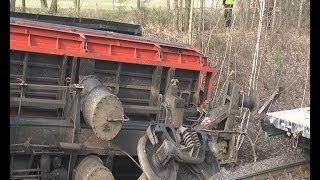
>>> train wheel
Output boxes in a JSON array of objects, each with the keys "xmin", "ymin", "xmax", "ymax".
[{"xmin": 137, "ymin": 134, "xmax": 178, "ymax": 180}]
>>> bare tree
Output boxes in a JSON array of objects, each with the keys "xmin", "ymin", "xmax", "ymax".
[
  {"xmin": 200, "ymin": 0, "xmax": 204, "ymax": 51},
  {"xmin": 187, "ymin": 0, "xmax": 194, "ymax": 44},
  {"xmin": 199, "ymin": 0, "xmax": 204, "ymax": 32},
  {"xmin": 275, "ymin": 0, "xmax": 281, "ymax": 30},
  {"xmin": 49, "ymin": 0, "xmax": 58, "ymax": 13},
  {"xmin": 137, "ymin": 0, "xmax": 141, "ymax": 9},
  {"xmin": 10, "ymin": 0, "xmax": 16, "ymax": 12},
  {"xmin": 40, "ymin": 0, "xmax": 48, "ymax": 8},
  {"xmin": 74, "ymin": 0, "xmax": 77, "ymax": 9},
  {"xmin": 74, "ymin": 0, "xmax": 80, "ymax": 13},
  {"xmin": 297, "ymin": 0, "xmax": 304, "ymax": 32},
  {"xmin": 284, "ymin": 0, "xmax": 288, "ymax": 29},
  {"xmin": 174, "ymin": 0, "xmax": 179, "ymax": 31},
  {"xmin": 243, "ymin": 0, "xmax": 249, "ymax": 31},
  {"xmin": 184, "ymin": 0, "xmax": 191, "ymax": 31},
  {"xmin": 271, "ymin": 0, "xmax": 277, "ymax": 32},
  {"xmin": 77, "ymin": 0, "xmax": 81, "ymax": 13},
  {"xmin": 95, "ymin": 3, "xmax": 99, "ymax": 12},
  {"xmin": 250, "ymin": 0, "xmax": 257, "ymax": 31},
  {"xmin": 179, "ymin": 0, "xmax": 183, "ymax": 31},
  {"xmin": 22, "ymin": 0, "xmax": 26, "ymax": 13}
]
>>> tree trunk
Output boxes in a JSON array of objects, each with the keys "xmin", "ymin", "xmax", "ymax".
[
  {"xmin": 174, "ymin": 0, "xmax": 179, "ymax": 31},
  {"xmin": 74, "ymin": 0, "xmax": 80, "ymax": 13},
  {"xmin": 277, "ymin": 0, "xmax": 282, "ymax": 30},
  {"xmin": 77, "ymin": 0, "xmax": 80, "ymax": 14},
  {"xmin": 74, "ymin": 0, "xmax": 77, "ymax": 9},
  {"xmin": 200, "ymin": 0, "xmax": 205, "ymax": 52},
  {"xmin": 271, "ymin": 0, "xmax": 277, "ymax": 33},
  {"xmin": 297, "ymin": 0, "xmax": 304, "ymax": 32},
  {"xmin": 49, "ymin": 0, "xmax": 58, "ymax": 13},
  {"xmin": 199, "ymin": 0, "xmax": 204, "ymax": 32},
  {"xmin": 40, "ymin": 0, "xmax": 48, "ymax": 8},
  {"xmin": 22, "ymin": 0, "xmax": 26, "ymax": 13},
  {"xmin": 215, "ymin": 0, "xmax": 219, "ymax": 9},
  {"xmin": 284, "ymin": 0, "xmax": 288, "ymax": 29},
  {"xmin": 167, "ymin": 0, "xmax": 171, "ymax": 10},
  {"xmin": 179, "ymin": 0, "xmax": 183, "ymax": 31},
  {"xmin": 184, "ymin": 0, "xmax": 191, "ymax": 31},
  {"xmin": 244, "ymin": 0, "xmax": 249, "ymax": 31},
  {"xmin": 137, "ymin": 0, "xmax": 141, "ymax": 9},
  {"xmin": 250, "ymin": 0, "xmax": 257, "ymax": 31},
  {"xmin": 95, "ymin": 3, "xmax": 98, "ymax": 12},
  {"xmin": 10, "ymin": 0, "xmax": 16, "ymax": 12},
  {"xmin": 187, "ymin": 0, "xmax": 194, "ymax": 44}
]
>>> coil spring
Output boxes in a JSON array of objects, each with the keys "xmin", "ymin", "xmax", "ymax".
[
  {"xmin": 191, "ymin": 131, "xmax": 201, "ymax": 146},
  {"xmin": 182, "ymin": 130, "xmax": 201, "ymax": 147},
  {"xmin": 182, "ymin": 130, "xmax": 195, "ymax": 147}
]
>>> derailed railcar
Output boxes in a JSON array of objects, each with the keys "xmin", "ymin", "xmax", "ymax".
[
  {"xmin": 261, "ymin": 107, "xmax": 310, "ymax": 151},
  {"xmin": 10, "ymin": 13, "xmax": 258, "ymax": 180}
]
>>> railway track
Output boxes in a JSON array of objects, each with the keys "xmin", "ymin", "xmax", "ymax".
[
  {"xmin": 231, "ymin": 160, "xmax": 310, "ymax": 180},
  {"xmin": 210, "ymin": 151, "xmax": 310, "ymax": 180}
]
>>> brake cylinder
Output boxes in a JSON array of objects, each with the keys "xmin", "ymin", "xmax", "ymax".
[
  {"xmin": 75, "ymin": 155, "xmax": 115, "ymax": 180},
  {"xmin": 80, "ymin": 75, "xmax": 124, "ymax": 140}
]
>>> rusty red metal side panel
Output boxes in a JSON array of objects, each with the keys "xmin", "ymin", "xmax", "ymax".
[{"xmin": 10, "ymin": 18, "xmax": 215, "ymax": 103}]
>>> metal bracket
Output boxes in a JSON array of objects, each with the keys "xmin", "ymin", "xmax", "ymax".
[
  {"xmin": 74, "ymin": 90, "xmax": 81, "ymax": 134},
  {"xmin": 79, "ymin": 33, "xmax": 88, "ymax": 52},
  {"xmin": 112, "ymin": 114, "xmax": 130, "ymax": 122}
]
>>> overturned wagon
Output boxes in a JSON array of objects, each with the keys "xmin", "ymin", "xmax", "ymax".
[{"xmin": 10, "ymin": 13, "xmax": 257, "ymax": 180}]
